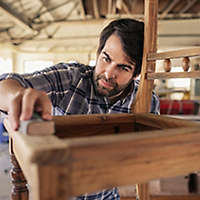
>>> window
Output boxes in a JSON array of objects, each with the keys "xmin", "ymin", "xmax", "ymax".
[{"xmin": 0, "ymin": 57, "xmax": 12, "ymax": 74}]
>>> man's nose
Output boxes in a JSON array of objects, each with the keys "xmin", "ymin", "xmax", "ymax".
[{"xmin": 105, "ymin": 65, "xmax": 117, "ymax": 79}]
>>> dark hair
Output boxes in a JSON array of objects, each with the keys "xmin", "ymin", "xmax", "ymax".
[{"xmin": 97, "ymin": 18, "xmax": 144, "ymax": 77}]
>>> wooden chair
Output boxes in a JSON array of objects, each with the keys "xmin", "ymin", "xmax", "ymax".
[{"xmin": 5, "ymin": 0, "xmax": 200, "ymax": 200}]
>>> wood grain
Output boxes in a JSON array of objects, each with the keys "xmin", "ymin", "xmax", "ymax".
[
  {"xmin": 53, "ymin": 113, "xmax": 137, "ymax": 138},
  {"xmin": 135, "ymin": 113, "xmax": 200, "ymax": 129},
  {"xmin": 132, "ymin": 0, "xmax": 157, "ymax": 114},
  {"xmin": 148, "ymin": 47, "xmax": 200, "ymax": 61},
  {"xmin": 5, "ymin": 114, "xmax": 200, "ymax": 199},
  {"xmin": 67, "ymin": 126, "xmax": 200, "ymax": 196},
  {"xmin": 136, "ymin": 184, "xmax": 150, "ymax": 200},
  {"xmin": 133, "ymin": 0, "xmax": 158, "ymax": 198},
  {"xmin": 147, "ymin": 71, "xmax": 200, "ymax": 80},
  {"xmin": 9, "ymin": 125, "xmax": 198, "ymax": 197}
]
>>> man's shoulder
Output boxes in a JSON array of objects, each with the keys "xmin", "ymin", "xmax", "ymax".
[
  {"xmin": 133, "ymin": 79, "xmax": 159, "ymax": 99},
  {"xmin": 55, "ymin": 62, "xmax": 94, "ymax": 75}
]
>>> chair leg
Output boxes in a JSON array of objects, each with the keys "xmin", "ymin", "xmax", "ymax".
[
  {"xmin": 136, "ymin": 183, "xmax": 150, "ymax": 200},
  {"xmin": 10, "ymin": 152, "xmax": 29, "ymax": 200}
]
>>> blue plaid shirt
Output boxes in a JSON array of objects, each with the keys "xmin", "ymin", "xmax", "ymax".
[
  {"xmin": 0, "ymin": 62, "xmax": 160, "ymax": 200},
  {"xmin": 0, "ymin": 62, "xmax": 159, "ymax": 116}
]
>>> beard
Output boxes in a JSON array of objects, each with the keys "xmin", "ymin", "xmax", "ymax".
[{"xmin": 93, "ymin": 74, "xmax": 129, "ymax": 98}]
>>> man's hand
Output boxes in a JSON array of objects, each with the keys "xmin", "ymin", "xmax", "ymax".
[{"xmin": 8, "ymin": 88, "xmax": 52, "ymax": 131}]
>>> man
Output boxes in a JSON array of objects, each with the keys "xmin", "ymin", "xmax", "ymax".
[{"xmin": 0, "ymin": 18, "xmax": 159, "ymax": 200}]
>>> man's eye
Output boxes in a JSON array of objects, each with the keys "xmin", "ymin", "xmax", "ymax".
[
  {"xmin": 103, "ymin": 57, "xmax": 110, "ymax": 62},
  {"xmin": 120, "ymin": 66, "xmax": 129, "ymax": 72}
]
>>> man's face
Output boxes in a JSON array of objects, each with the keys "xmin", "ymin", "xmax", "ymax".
[{"xmin": 93, "ymin": 34, "xmax": 136, "ymax": 99}]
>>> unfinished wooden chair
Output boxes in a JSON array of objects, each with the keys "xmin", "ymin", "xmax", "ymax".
[{"xmin": 4, "ymin": 0, "xmax": 200, "ymax": 200}]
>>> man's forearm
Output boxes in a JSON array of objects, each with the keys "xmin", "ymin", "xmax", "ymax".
[{"xmin": 0, "ymin": 79, "xmax": 24, "ymax": 112}]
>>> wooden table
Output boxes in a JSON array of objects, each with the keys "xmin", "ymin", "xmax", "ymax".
[{"xmin": 5, "ymin": 113, "xmax": 200, "ymax": 200}]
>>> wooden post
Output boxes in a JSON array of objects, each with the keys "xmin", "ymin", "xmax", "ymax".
[
  {"xmin": 9, "ymin": 138, "xmax": 29, "ymax": 200},
  {"xmin": 133, "ymin": 0, "xmax": 158, "ymax": 199},
  {"xmin": 136, "ymin": 183, "xmax": 150, "ymax": 200},
  {"xmin": 133, "ymin": 0, "xmax": 158, "ymax": 113}
]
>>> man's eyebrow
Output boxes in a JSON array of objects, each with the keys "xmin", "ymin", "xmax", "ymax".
[
  {"xmin": 103, "ymin": 51, "xmax": 134, "ymax": 70},
  {"xmin": 117, "ymin": 64, "xmax": 133, "ymax": 70},
  {"xmin": 103, "ymin": 51, "xmax": 111, "ymax": 59}
]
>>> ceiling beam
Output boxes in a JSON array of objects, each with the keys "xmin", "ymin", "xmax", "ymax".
[
  {"xmin": 40, "ymin": 0, "xmax": 55, "ymax": 20},
  {"xmin": 108, "ymin": 0, "xmax": 113, "ymax": 14},
  {"xmin": 92, "ymin": 0, "xmax": 100, "ymax": 18},
  {"xmin": 116, "ymin": 0, "xmax": 130, "ymax": 13},
  {"xmin": 160, "ymin": 0, "xmax": 181, "ymax": 19},
  {"xmin": 130, "ymin": 0, "xmax": 138, "ymax": 12},
  {"xmin": 122, "ymin": 1, "xmax": 131, "ymax": 14},
  {"xmin": 33, "ymin": 0, "xmax": 74, "ymax": 20},
  {"xmin": 79, "ymin": 0, "xmax": 86, "ymax": 19},
  {"xmin": 0, "ymin": 0, "xmax": 33, "ymax": 32},
  {"xmin": 116, "ymin": 0, "xmax": 122, "ymax": 10},
  {"xmin": 64, "ymin": 0, "xmax": 80, "ymax": 20},
  {"xmin": 179, "ymin": 0, "xmax": 197, "ymax": 13}
]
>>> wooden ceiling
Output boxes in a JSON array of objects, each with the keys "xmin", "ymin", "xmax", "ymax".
[{"xmin": 0, "ymin": 0, "xmax": 200, "ymax": 51}]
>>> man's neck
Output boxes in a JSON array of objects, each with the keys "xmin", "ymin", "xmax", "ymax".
[
  {"xmin": 108, "ymin": 82, "xmax": 134, "ymax": 105},
  {"xmin": 108, "ymin": 90, "xmax": 124, "ymax": 105}
]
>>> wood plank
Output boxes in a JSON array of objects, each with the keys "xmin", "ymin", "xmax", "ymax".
[
  {"xmin": 122, "ymin": 1, "xmax": 131, "ymax": 14},
  {"xmin": 148, "ymin": 47, "xmax": 200, "ymax": 61},
  {"xmin": 0, "ymin": 1, "xmax": 33, "ymax": 32},
  {"xmin": 132, "ymin": 0, "xmax": 157, "ymax": 113},
  {"xmin": 55, "ymin": 123, "xmax": 138, "ymax": 138},
  {"xmin": 54, "ymin": 114, "xmax": 199, "ymax": 138},
  {"xmin": 136, "ymin": 183, "xmax": 150, "ymax": 200},
  {"xmin": 31, "ymin": 165, "xmax": 71, "ymax": 200},
  {"xmin": 92, "ymin": 0, "xmax": 100, "ymax": 18},
  {"xmin": 67, "ymin": 127, "xmax": 200, "ymax": 196},
  {"xmin": 12, "ymin": 125, "xmax": 200, "ymax": 197},
  {"xmin": 54, "ymin": 113, "xmax": 137, "ymax": 138},
  {"xmin": 147, "ymin": 71, "xmax": 200, "ymax": 80},
  {"xmin": 179, "ymin": 0, "xmax": 197, "ymax": 13},
  {"xmin": 79, "ymin": 0, "xmax": 86, "ymax": 19},
  {"xmin": 4, "ymin": 118, "xmax": 68, "ymax": 178},
  {"xmin": 159, "ymin": 0, "xmax": 180, "ymax": 19},
  {"xmin": 135, "ymin": 113, "xmax": 200, "ymax": 129},
  {"xmin": 53, "ymin": 113, "xmax": 136, "ymax": 126},
  {"xmin": 6, "ymin": 116, "xmax": 200, "ymax": 198},
  {"xmin": 133, "ymin": 0, "xmax": 159, "ymax": 198}
]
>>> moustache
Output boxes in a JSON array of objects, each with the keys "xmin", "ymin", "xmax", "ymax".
[{"xmin": 96, "ymin": 75, "xmax": 117, "ymax": 87}]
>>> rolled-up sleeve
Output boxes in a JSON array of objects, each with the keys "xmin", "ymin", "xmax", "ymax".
[
  {"xmin": 0, "ymin": 72, "xmax": 34, "ymax": 88},
  {"xmin": 0, "ymin": 63, "xmax": 74, "ymax": 108}
]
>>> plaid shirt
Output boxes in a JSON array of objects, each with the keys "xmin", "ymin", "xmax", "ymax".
[
  {"xmin": 0, "ymin": 62, "xmax": 159, "ymax": 200},
  {"xmin": 0, "ymin": 62, "xmax": 159, "ymax": 116}
]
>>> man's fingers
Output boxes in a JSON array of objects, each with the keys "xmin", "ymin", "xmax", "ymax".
[
  {"xmin": 35, "ymin": 94, "xmax": 52, "ymax": 120},
  {"xmin": 20, "ymin": 88, "xmax": 37, "ymax": 120},
  {"xmin": 20, "ymin": 88, "xmax": 52, "ymax": 121},
  {"xmin": 7, "ymin": 88, "xmax": 52, "ymax": 131},
  {"xmin": 8, "ymin": 92, "xmax": 22, "ymax": 130}
]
